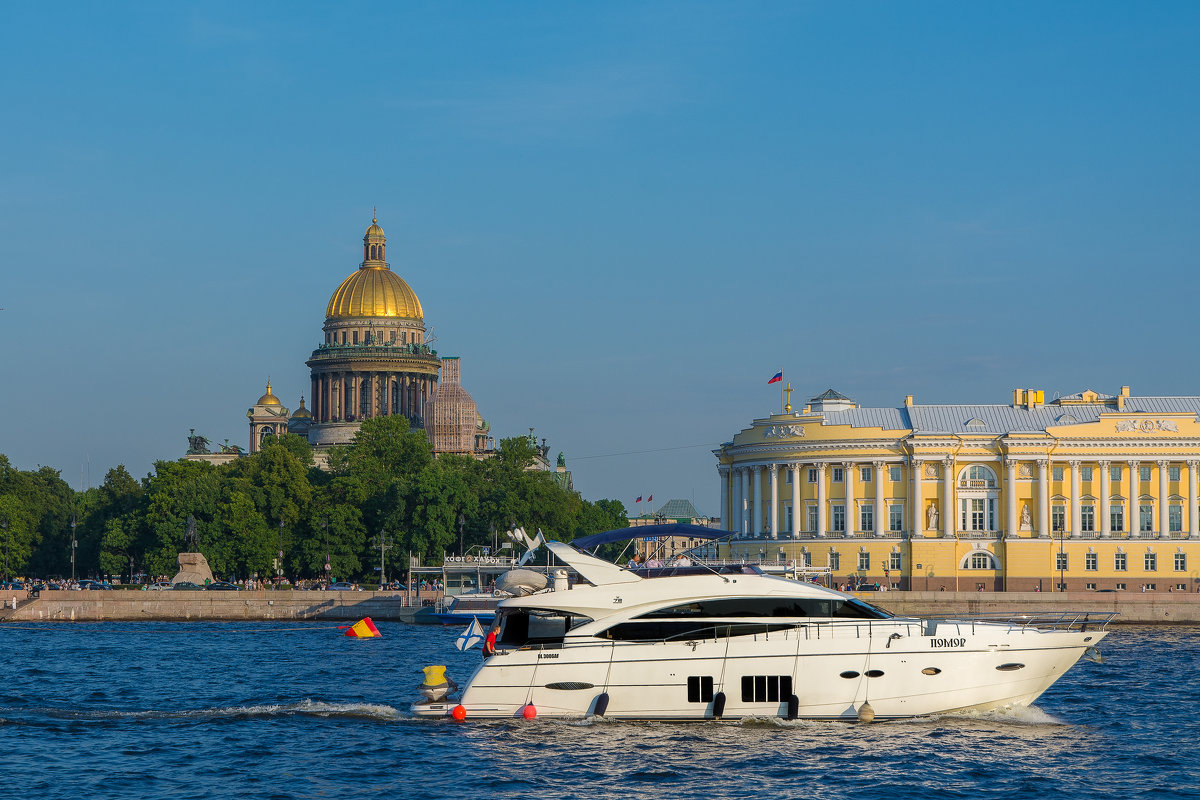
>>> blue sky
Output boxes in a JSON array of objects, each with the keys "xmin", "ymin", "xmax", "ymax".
[{"xmin": 2, "ymin": 2, "xmax": 1198, "ymax": 519}]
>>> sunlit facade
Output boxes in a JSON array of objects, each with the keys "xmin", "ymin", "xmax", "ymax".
[{"xmin": 715, "ymin": 386, "xmax": 1200, "ymax": 592}]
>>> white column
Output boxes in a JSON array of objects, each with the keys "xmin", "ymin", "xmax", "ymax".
[
  {"xmin": 1158, "ymin": 459, "xmax": 1170, "ymax": 539},
  {"xmin": 1005, "ymin": 458, "xmax": 1018, "ymax": 540},
  {"xmin": 1189, "ymin": 460, "xmax": 1199, "ymax": 539},
  {"xmin": 816, "ymin": 462, "xmax": 827, "ymax": 538},
  {"xmin": 911, "ymin": 459, "xmax": 923, "ymax": 537},
  {"xmin": 1069, "ymin": 460, "xmax": 1081, "ymax": 538},
  {"xmin": 873, "ymin": 461, "xmax": 885, "ymax": 538},
  {"xmin": 751, "ymin": 466, "xmax": 763, "ymax": 537},
  {"xmin": 791, "ymin": 462, "xmax": 801, "ymax": 538},
  {"xmin": 1037, "ymin": 459, "xmax": 1050, "ymax": 538},
  {"xmin": 734, "ymin": 470, "xmax": 744, "ymax": 537},
  {"xmin": 942, "ymin": 458, "xmax": 954, "ymax": 539},
  {"xmin": 1128, "ymin": 460, "xmax": 1140, "ymax": 537},
  {"xmin": 718, "ymin": 466, "xmax": 730, "ymax": 534},
  {"xmin": 769, "ymin": 464, "xmax": 779, "ymax": 540},
  {"xmin": 843, "ymin": 461, "xmax": 855, "ymax": 536},
  {"xmin": 1099, "ymin": 460, "xmax": 1111, "ymax": 538}
]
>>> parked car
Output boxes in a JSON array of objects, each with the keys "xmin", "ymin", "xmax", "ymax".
[
  {"xmin": 78, "ymin": 580, "xmax": 110, "ymax": 590},
  {"xmin": 172, "ymin": 582, "xmax": 203, "ymax": 590},
  {"xmin": 329, "ymin": 582, "xmax": 356, "ymax": 591},
  {"xmin": 146, "ymin": 581, "xmax": 173, "ymax": 591},
  {"xmin": 205, "ymin": 582, "xmax": 242, "ymax": 591}
]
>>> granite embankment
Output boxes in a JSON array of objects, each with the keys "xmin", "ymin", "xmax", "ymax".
[{"xmin": 3, "ymin": 589, "xmax": 1199, "ymax": 624}]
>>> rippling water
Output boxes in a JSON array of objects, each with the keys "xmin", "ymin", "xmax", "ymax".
[{"xmin": 1, "ymin": 621, "xmax": 1197, "ymax": 799}]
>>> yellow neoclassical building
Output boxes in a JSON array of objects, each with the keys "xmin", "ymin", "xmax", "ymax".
[{"xmin": 715, "ymin": 386, "xmax": 1200, "ymax": 593}]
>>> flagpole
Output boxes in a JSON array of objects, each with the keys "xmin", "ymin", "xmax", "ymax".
[{"xmin": 780, "ymin": 367, "xmax": 784, "ymax": 413}]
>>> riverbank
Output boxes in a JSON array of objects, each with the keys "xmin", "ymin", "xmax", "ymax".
[{"xmin": 3, "ymin": 588, "xmax": 1200, "ymax": 624}]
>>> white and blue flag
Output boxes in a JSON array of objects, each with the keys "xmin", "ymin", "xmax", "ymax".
[{"xmin": 455, "ymin": 616, "xmax": 485, "ymax": 651}]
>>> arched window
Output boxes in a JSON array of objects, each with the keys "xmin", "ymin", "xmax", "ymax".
[
  {"xmin": 961, "ymin": 550, "xmax": 1001, "ymax": 570},
  {"xmin": 959, "ymin": 465, "xmax": 997, "ymax": 488}
]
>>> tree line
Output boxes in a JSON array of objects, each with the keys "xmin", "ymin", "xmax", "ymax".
[{"xmin": 0, "ymin": 416, "xmax": 628, "ymax": 582}]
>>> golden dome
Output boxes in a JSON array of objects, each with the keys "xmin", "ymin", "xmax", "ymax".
[
  {"xmin": 366, "ymin": 221, "xmax": 385, "ymax": 239},
  {"xmin": 257, "ymin": 380, "xmax": 281, "ymax": 406},
  {"xmin": 291, "ymin": 396, "xmax": 312, "ymax": 418},
  {"xmin": 326, "ymin": 265, "xmax": 424, "ymax": 319}
]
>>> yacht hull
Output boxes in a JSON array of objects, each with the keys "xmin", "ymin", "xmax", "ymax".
[{"xmin": 413, "ymin": 619, "xmax": 1105, "ymax": 721}]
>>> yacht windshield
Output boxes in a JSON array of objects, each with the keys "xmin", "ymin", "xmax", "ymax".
[{"xmin": 635, "ymin": 596, "xmax": 892, "ymax": 620}]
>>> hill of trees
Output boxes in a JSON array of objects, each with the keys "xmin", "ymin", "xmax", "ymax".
[{"xmin": 0, "ymin": 416, "xmax": 628, "ymax": 582}]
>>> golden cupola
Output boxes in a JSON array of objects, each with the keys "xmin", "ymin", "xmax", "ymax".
[
  {"xmin": 256, "ymin": 380, "xmax": 282, "ymax": 406},
  {"xmin": 325, "ymin": 216, "xmax": 424, "ymax": 320}
]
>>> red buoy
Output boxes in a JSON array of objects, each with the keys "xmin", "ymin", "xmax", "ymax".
[
  {"xmin": 451, "ymin": 705, "xmax": 467, "ymax": 721},
  {"xmin": 522, "ymin": 704, "xmax": 537, "ymax": 720}
]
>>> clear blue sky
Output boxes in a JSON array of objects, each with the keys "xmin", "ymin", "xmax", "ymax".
[{"xmin": 2, "ymin": 2, "xmax": 1199, "ymax": 519}]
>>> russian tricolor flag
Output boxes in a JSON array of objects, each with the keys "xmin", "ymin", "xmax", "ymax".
[
  {"xmin": 768, "ymin": 371, "xmax": 783, "ymax": 384},
  {"xmin": 635, "ymin": 496, "xmax": 642, "ymax": 503}
]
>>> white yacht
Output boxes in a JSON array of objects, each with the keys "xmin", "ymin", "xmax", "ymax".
[{"xmin": 414, "ymin": 530, "xmax": 1112, "ymax": 722}]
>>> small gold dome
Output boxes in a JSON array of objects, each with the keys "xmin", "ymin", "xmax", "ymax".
[
  {"xmin": 257, "ymin": 380, "xmax": 281, "ymax": 406},
  {"xmin": 326, "ymin": 266, "xmax": 424, "ymax": 319},
  {"xmin": 291, "ymin": 396, "xmax": 312, "ymax": 418},
  {"xmin": 365, "ymin": 221, "xmax": 385, "ymax": 239}
]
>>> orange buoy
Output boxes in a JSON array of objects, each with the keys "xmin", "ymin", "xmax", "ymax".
[
  {"xmin": 451, "ymin": 705, "xmax": 467, "ymax": 721},
  {"xmin": 522, "ymin": 704, "xmax": 537, "ymax": 720}
]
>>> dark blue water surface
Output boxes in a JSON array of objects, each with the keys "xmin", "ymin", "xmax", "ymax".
[{"xmin": 1, "ymin": 621, "xmax": 1197, "ymax": 800}]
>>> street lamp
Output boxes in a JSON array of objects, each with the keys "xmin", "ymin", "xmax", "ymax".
[
  {"xmin": 1, "ymin": 516, "xmax": 8, "ymax": 582},
  {"xmin": 321, "ymin": 519, "xmax": 331, "ymax": 583},
  {"xmin": 1058, "ymin": 530, "xmax": 1066, "ymax": 592},
  {"xmin": 458, "ymin": 513, "xmax": 465, "ymax": 556},
  {"xmin": 372, "ymin": 530, "xmax": 391, "ymax": 585},
  {"xmin": 70, "ymin": 516, "xmax": 77, "ymax": 583},
  {"xmin": 276, "ymin": 519, "xmax": 285, "ymax": 587}
]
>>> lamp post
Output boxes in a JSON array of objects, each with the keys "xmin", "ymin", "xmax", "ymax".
[
  {"xmin": 321, "ymin": 519, "xmax": 331, "ymax": 585},
  {"xmin": 276, "ymin": 519, "xmax": 284, "ymax": 587},
  {"xmin": 458, "ymin": 513, "xmax": 465, "ymax": 556},
  {"xmin": 70, "ymin": 516, "xmax": 77, "ymax": 583},
  {"xmin": 1058, "ymin": 531, "xmax": 1065, "ymax": 592},
  {"xmin": 1, "ymin": 517, "xmax": 8, "ymax": 582},
  {"xmin": 372, "ymin": 530, "xmax": 391, "ymax": 585}
]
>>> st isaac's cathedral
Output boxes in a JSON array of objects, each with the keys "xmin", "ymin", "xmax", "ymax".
[{"xmin": 192, "ymin": 216, "xmax": 493, "ymax": 466}]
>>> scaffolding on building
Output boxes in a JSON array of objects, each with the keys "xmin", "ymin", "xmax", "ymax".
[{"xmin": 426, "ymin": 356, "xmax": 479, "ymax": 454}]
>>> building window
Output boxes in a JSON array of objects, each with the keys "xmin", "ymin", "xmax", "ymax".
[
  {"xmin": 969, "ymin": 552, "xmax": 992, "ymax": 570},
  {"xmin": 889, "ymin": 552, "xmax": 901, "ymax": 571},
  {"xmin": 1170, "ymin": 466, "xmax": 1181, "ymax": 481},
  {"xmin": 829, "ymin": 551, "xmax": 840, "ymax": 571},
  {"xmin": 390, "ymin": 330, "xmax": 397, "ymax": 344},
  {"xmin": 860, "ymin": 467, "xmax": 872, "ymax": 482},
  {"xmin": 1086, "ymin": 583, "xmax": 1097, "ymax": 590},
  {"xmin": 962, "ymin": 465, "xmax": 996, "ymax": 487},
  {"xmin": 1177, "ymin": 584, "xmax": 1187, "ymax": 591},
  {"xmin": 1175, "ymin": 553, "xmax": 1187, "ymax": 571},
  {"xmin": 1145, "ymin": 553, "xmax": 1157, "ymax": 571},
  {"xmin": 807, "ymin": 468, "xmax": 818, "ymax": 483},
  {"xmin": 832, "ymin": 467, "xmax": 844, "ymax": 483},
  {"xmin": 1056, "ymin": 552, "xmax": 1068, "ymax": 571},
  {"xmin": 1144, "ymin": 583, "xmax": 1157, "ymax": 590},
  {"xmin": 808, "ymin": 506, "xmax": 818, "ymax": 532},
  {"xmin": 1115, "ymin": 552, "xmax": 1127, "ymax": 571},
  {"xmin": 889, "ymin": 466, "xmax": 902, "ymax": 482},
  {"xmin": 1140, "ymin": 466, "xmax": 1152, "ymax": 482},
  {"xmin": 831, "ymin": 505, "xmax": 845, "ymax": 532},
  {"xmin": 1053, "ymin": 466, "xmax": 1064, "ymax": 481},
  {"xmin": 785, "ymin": 506, "xmax": 793, "ymax": 532},
  {"xmin": 860, "ymin": 506, "xmax": 873, "ymax": 533},
  {"xmin": 889, "ymin": 504, "xmax": 903, "ymax": 532},
  {"xmin": 857, "ymin": 551, "xmax": 870, "ymax": 571},
  {"xmin": 352, "ymin": 330, "xmax": 359, "ymax": 344},
  {"xmin": 961, "ymin": 498, "xmax": 992, "ymax": 531},
  {"xmin": 1111, "ymin": 505, "xmax": 1125, "ymax": 532},
  {"xmin": 1170, "ymin": 506, "xmax": 1183, "ymax": 533},
  {"xmin": 785, "ymin": 470, "xmax": 793, "ymax": 485},
  {"xmin": 1052, "ymin": 506, "xmax": 1065, "ymax": 533},
  {"xmin": 1085, "ymin": 553, "xmax": 1098, "ymax": 571},
  {"xmin": 1140, "ymin": 505, "xmax": 1154, "ymax": 533},
  {"xmin": 1081, "ymin": 466, "xmax": 1093, "ymax": 481},
  {"xmin": 1081, "ymin": 505, "xmax": 1095, "ymax": 533},
  {"xmin": 1111, "ymin": 466, "xmax": 1122, "ymax": 481}
]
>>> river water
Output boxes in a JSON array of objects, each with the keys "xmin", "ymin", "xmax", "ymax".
[{"xmin": 1, "ymin": 621, "xmax": 1196, "ymax": 799}]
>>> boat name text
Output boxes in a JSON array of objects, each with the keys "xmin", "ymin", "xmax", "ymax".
[{"xmin": 930, "ymin": 638, "xmax": 966, "ymax": 648}]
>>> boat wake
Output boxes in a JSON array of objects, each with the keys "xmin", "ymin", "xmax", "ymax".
[{"xmin": 2, "ymin": 699, "xmax": 402, "ymax": 723}]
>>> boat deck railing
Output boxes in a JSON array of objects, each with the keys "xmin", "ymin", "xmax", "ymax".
[{"xmin": 916, "ymin": 610, "xmax": 1119, "ymax": 632}]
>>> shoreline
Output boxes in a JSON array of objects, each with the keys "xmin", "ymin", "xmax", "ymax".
[{"xmin": 3, "ymin": 589, "xmax": 1200, "ymax": 624}]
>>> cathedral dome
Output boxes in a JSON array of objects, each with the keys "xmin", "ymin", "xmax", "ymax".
[
  {"xmin": 326, "ymin": 267, "xmax": 424, "ymax": 319},
  {"xmin": 290, "ymin": 396, "xmax": 312, "ymax": 419},
  {"xmin": 257, "ymin": 381, "xmax": 281, "ymax": 406},
  {"xmin": 325, "ymin": 216, "xmax": 424, "ymax": 320}
]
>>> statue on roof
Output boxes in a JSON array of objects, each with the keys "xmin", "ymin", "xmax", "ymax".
[
  {"xmin": 186, "ymin": 429, "xmax": 211, "ymax": 455},
  {"xmin": 557, "ymin": 452, "xmax": 566, "ymax": 468}
]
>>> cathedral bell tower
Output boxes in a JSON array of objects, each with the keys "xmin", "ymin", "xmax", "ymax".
[{"xmin": 247, "ymin": 379, "xmax": 290, "ymax": 453}]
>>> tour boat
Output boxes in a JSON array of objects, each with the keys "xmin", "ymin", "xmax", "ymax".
[
  {"xmin": 413, "ymin": 526, "xmax": 1112, "ymax": 722},
  {"xmin": 432, "ymin": 591, "xmax": 505, "ymax": 625}
]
